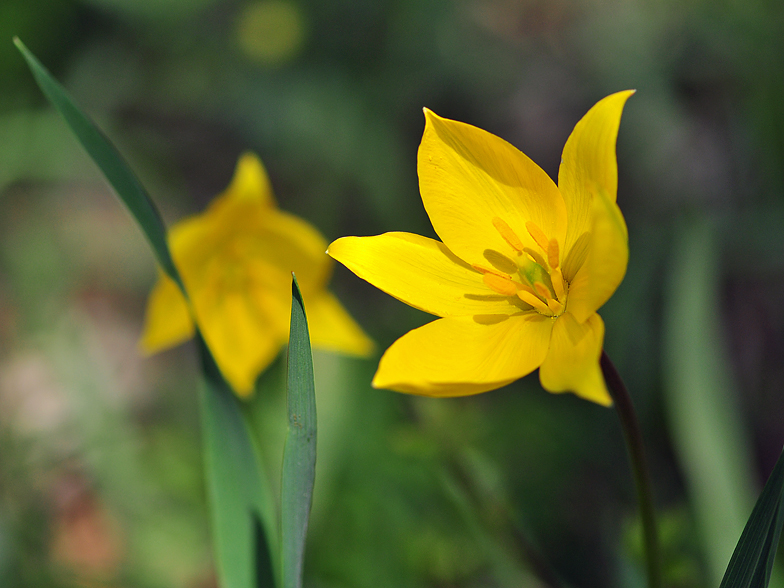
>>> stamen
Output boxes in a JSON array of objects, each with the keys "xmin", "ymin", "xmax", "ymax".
[
  {"xmin": 525, "ymin": 221, "xmax": 550, "ymax": 251},
  {"xmin": 523, "ymin": 247, "xmax": 547, "ymax": 269},
  {"xmin": 472, "ymin": 264, "xmax": 510, "ymax": 279},
  {"xmin": 551, "ymin": 267, "xmax": 566, "ymax": 301},
  {"xmin": 547, "ymin": 238, "xmax": 560, "ymax": 269},
  {"xmin": 492, "ymin": 217, "xmax": 524, "ymax": 252},
  {"xmin": 517, "ymin": 290, "xmax": 552, "ymax": 315},
  {"xmin": 483, "ymin": 273, "xmax": 519, "ymax": 296},
  {"xmin": 547, "ymin": 298, "xmax": 564, "ymax": 314},
  {"xmin": 534, "ymin": 282, "xmax": 552, "ymax": 300}
]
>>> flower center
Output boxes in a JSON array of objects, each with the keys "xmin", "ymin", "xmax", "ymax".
[{"xmin": 473, "ymin": 218, "xmax": 569, "ymax": 317}]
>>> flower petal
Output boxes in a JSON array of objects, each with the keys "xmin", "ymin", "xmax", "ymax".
[
  {"xmin": 139, "ymin": 271, "xmax": 194, "ymax": 353},
  {"xmin": 211, "ymin": 152, "xmax": 277, "ymax": 211},
  {"xmin": 558, "ymin": 90, "xmax": 634, "ymax": 258},
  {"xmin": 418, "ymin": 109, "xmax": 567, "ymax": 268},
  {"xmin": 372, "ymin": 313, "xmax": 554, "ymax": 397},
  {"xmin": 328, "ymin": 232, "xmax": 523, "ymax": 317},
  {"xmin": 566, "ymin": 188, "xmax": 629, "ymax": 323},
  {"xmin": 539, "ymin": 312, "xmax": 610, "ymax": 406},
  {"xmin": 197, "ymin": 288, "xmax": 287, "ymax": 397},
  {"xmin": 256, "ymin": 210, "xmax": 332, "ymax": 290},
  {"xmin": 305, "ymin": 291, "xmax": 375, "ymax": 356}
]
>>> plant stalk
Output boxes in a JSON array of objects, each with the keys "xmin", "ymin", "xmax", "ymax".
[{"xmin": 601, "ymin": 351, "xmax": 661, "ymax": 588}]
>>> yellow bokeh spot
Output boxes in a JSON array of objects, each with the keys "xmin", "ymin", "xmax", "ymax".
[{"xmin": 236, "ymin": 0, "xmax": 306, "ymax": 66}]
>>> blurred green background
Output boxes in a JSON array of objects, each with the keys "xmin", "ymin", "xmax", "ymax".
[{"xmin": 2, "ymin": 0, "xmax": 784, "ymax": 587}]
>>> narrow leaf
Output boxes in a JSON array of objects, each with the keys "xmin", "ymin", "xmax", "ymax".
[
  {"xmin": 198, "ymin": 335, "xmax": 279, "ymax": 588},
  {"xmin": 281, "ymin": 275, "xmax": 317, "ymax": 588},
  {"xmin": 16, "ymin": 39, "xmax": 279, "ymax": 588},
  {"xmin": 13, "ymin": 37, "xmax": 183, "ymax": 291},
  {"xmin": 720, "ymin": 446, "xmax": 784, "ymax": 588}
]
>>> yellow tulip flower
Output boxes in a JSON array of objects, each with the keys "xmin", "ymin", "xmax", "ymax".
[
  {"xmin": 140, "ymin": 153, "xmax": 373, "ymax": 397},
  {"xmin": 328, "ymin": 91, "xmax": 634, "ymax": 405}
]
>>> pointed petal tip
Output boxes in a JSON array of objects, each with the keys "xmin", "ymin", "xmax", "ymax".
[{"xmin": 422, "ymin": 107, "xmax": 444, "ymax": 124}]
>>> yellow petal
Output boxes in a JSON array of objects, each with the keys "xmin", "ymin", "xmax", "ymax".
[
  {"xmin": 197, "ymin": 288, "xmax": 287, "ymax": 397},
  {"xmin": 372, "ymin": 313, "xmax": 554, "ymax": 397},
  {"xmin": 257, "ymin": 210, "xmax": 332, "ymax": 290},
  {"xmin": 305, "ymin": 291, "xmax": 375, "ymax": 356},
  {"xmin": 418, "ymin": 109, "xmax": 567, "ymax": 268},
  {"xmin": 558, "ymin": 90, "xmax": 634, "ymax": 258},
  {"xmin": 539, "ymin": 312, "xmax": 611, "ymax": 406},
  {"xmin": 328, "ymin": 232, "xmax": 523, "ymax": 317},
  {"xmin": 212, "ymin": 151, "xmax": 276, "ymax": 210},
  {"xmin": 139, "ymin": 271, "xmax": 195, "ymax": 354},
  {"xmin": 566, "ymin": 188, "xmax": 629, "ymax": 323}
]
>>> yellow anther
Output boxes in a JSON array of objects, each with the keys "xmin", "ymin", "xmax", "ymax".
[
  {"xmin": 534, "ymin": 282, "xmax": 552, "ymax": 300},
  {"xmin": 547, "ymin": 298, "xmax": 564, "ymax": 315},
  {"xmin": 523, "ymin": 247, "xmax": 547, "ymax": 269},
  {"xmin": 551, "ymin": 267, "xmax": 566, "ymax": 301},
  {"xmin": 547, "ymin": 238, "xmax": 560, "ymax": 269},
  {"xmin": 517, "ymin": 290, "xmax": 552, "ymax": 315},
  {"xmin": 492, "ymin": 217, "xmax": 524, "ymax": 252},
  {"xmin": 483, "ymin": 273, "xmax": 519, "ymax": 296},
  {"xmin": 525, "ymin": 221, "xmax": 550, "ymax": 251},
  {"xmin": 472, "ymin": 264, "xmax": 510, "ymax": 279}
]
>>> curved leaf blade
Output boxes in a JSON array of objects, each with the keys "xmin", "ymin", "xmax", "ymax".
[
  {"xmin": 281, "ymin": 275, "xmax": 317, "ymax": 588},
  {"xmin": 13, "ymin": 37, "xmax": 182, "ymax": 291},
  {"xmin": 720, "ymin": 446, "xmax": 784, "ymax": 588},
  {"xmin": 15, "ymin": 39, "xmax": 279, "ymax": 588},
  {"xmin": 198, "ymin": 334, "xmax": 279, "ymax": 588}
]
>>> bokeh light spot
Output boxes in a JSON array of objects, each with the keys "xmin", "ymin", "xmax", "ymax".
[{"xmin": 236, "ymin": 0, "xmax": 307, "ymax": 66}]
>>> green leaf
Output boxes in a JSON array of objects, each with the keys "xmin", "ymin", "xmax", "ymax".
[
  {"xmin": 281, "ymin": 275, "xmax": 317, "ymax": 588},
  {"xmin": 16, "ymin": 39, "xmax": 279, "ymax": 588},
  {"xmin": 13, "ymin": 37, "xmax": 183, "ymax": 291},
  {"xmin": 720, "ymin": 446, "xmax": 784, "ymax": 588},
  {"xmin": 663, "ymin": 218, "xmax": 758, "ymax": 585},
  {"xmin": 198, "ymin": 335, "xmax": 279, "ymax": 588}
]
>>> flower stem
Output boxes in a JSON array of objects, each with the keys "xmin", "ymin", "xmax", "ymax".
[{"xmin": 600, "ymin": 351, "xmax": 661, "ymax": 588}]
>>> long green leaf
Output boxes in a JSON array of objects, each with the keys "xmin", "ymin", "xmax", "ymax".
[
  {"xmin": 13, "ymin": 37, "xmax": 182, "ymax": 291},
  {"xmin": 16, "ymin": 39, "xmax": 278, "ymax": 588},
  {"xmin": 281, "ymin": 275, "xmax": 317, "ymax": 588},
  {"xmin": 198, "ymin": 335, "xmax": 279, "ymax": 588},
  {"xmin": 663, "ymin": 218, "xmax": 758, "ymax": 584},
  {"xmin": 720, "ymin": 447, "xmax": 784, "ymax": 588}
]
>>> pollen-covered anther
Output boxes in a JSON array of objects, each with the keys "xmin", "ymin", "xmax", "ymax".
[
  {"xmin": 482, "ymin": 272, "xmax": 520, "ymax": 296},
  {"xmin": 534, "ymin": 282, "xmax": 552, "ymax": 300},
  {"xmin": 516, "ymin": 289, "xmax": 553, "ymax": 315},
  {"xmin": 472, "ymin": 264, "xmax": 510, "ymax": 279},
  {"xmin": 523, "ymin": 247, "xmax": 547, "ymax": 269},
  {"xmin": 525, "ymin": 221, "xmax": 550, "ymax": 251},
  {"xmin": 547, "ymin": 239, "xmax": 560, "ymax": 269},
  {"xmin": 492, "ymin": 217, "xmax": 524, "ymax": 252}
]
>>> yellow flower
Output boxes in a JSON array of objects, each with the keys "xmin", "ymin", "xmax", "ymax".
[
  {"xmin": 140, "ymin": 153, "xmax": 373, "ymax": 397},
  {"xmin": 327, "ymin": 92, "xmax": 633, "ymax": 405}
]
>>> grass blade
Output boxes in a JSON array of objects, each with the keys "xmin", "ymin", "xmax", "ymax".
[
  {"xmin": 281, "ymin": 275, "xmax": 317, "ymax": 588},
  {"xmin": 720, "ymin": 446, "xmax": 784, "ymax": 588},
  {"xmin": 198, "ymin": 335, "xmax": 279, "ymax": 588},
  {"xmin": 16, "ymin": 39, "xmax": 279, "ymax": 588},
  {"xmin": 13, "ymin": 37, "xmax": 182, "ymax": 290}
]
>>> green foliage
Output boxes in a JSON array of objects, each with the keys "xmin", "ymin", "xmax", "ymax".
[
  {"xmin": 13, "ymin": 38, "xmax": 182, "ymax": 293},
  {"xmin": 720, "ymin": 447, "xmax": 784, "ymax": 588},
  {"xmin": 15, "ymin": 39, "xmax": 281, "ymax": 588},
  {"xmin": 281, "ymin": 276, "xmax": 317, "ymax": 588}
]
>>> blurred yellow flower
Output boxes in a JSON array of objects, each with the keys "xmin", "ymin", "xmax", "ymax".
[
  {"xmin": 328, "ymin": 91, "xmax": 634, "ymax": 405},
  {"xmin": 140, "ymin": 153, "xmax": 373, "ymax": 397}
]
